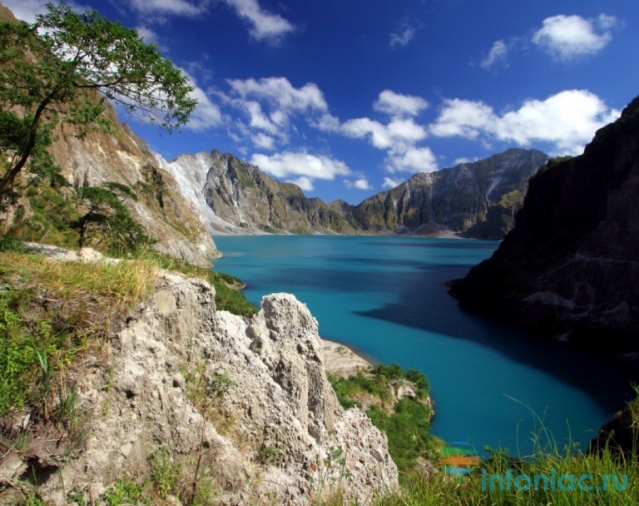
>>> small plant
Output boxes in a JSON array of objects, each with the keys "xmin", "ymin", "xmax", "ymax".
[
  {"xmin": 208, "ymin": 371, "xmax": 234, "ymax": 397},
  {"xmin": 313, "ymin": 446, "xmax": 352, "ymax": 506},
  {"xmin": 328, "ymin": 363, "xmax": 435, "ymax": 473},
  {"xmin": 0, "ymin": 236, "xmax": 24, "ymax": 252},
  {"xmin": 103, "ymin": 478, "xmax": 149, "ymax": 506},
  {"xmin": 151, "ymin": 446, "xmax": 183, "ymax": 500},
  {"xmin": 258, "ymin": 443, "xmax": 282, "ymax": 466}
]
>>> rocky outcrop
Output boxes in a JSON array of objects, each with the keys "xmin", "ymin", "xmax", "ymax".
[
  {"xmin": 163, "ymin": 151, "xmax": 356, "ymax": 235},
  {"xmin": 165, "ymin": 148, "xmax": 546, "ymax": 238},
  {"xmin": 344, "ymin": 149, "xmax": 547, "ymax": 238},
  {"xmin": 0, "ymin": 262, "xmax": 397, "ymax": 505},
  {"xmin": 449, "ymin": 95, "xmax": 639, "ymax": 362}
]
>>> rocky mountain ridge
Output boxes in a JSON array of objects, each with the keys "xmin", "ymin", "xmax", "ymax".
[
  {"xmin": 345, "ymin": 148, "xmax": 548, "ymax": 238},
  {"xmin": 161, "ymin": 150, "xmax": 357, "ymax": 235},
  {"xmin": 163, "ymin": 148, "xmax": 547, "ymax": 238},
  {"xmin": 449, "ymin": 94, "xmax": 639, "ymax": 363}
]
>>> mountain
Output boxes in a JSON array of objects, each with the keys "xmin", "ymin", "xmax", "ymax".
[
  {"xmin": 449, "ymin": 94, "xmax": 639, "ymax": 362},
  {"xmin": 44, "ymin": 107, "xmax": 220, "ymax": 266},
  {"xmin": 162, "ymin": 151, "xmax": 357, "ymax": 234},
  {"xmin": 164, "ymin": 148, "xmax": 548, "ymax": 238},
  {"xmin": 344, "ymin": 149, "xmax": 548, "ymax": 238}
]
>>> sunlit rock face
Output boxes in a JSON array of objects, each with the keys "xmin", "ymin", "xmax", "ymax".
[
  {"xmin": 450, "ymin": 95, "xmax": 639, "ymax": 363},
  {"xmin": 347, "ymin": 148, "xmax": 548, "ymax": 238},
  {"xmin": 49, "ymin": 104, "xmax": 219, "ymax": 266},
  {"xmin": 1, "ymin": 268, "xmax": 398, "ymax": 506},
  {"xmin": 165, "ymin": 148, "xmax": 547, "ymax": 238},
  {"xmin": 164, "ymin": 150, "xmax": 357, "ymax": 235}
]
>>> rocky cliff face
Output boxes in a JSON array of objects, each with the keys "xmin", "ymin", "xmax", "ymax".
[
  {"xmin": 163, "ymin": 151, "xmax": 356, "ymax": 235},
  {"xmin": 449, "ymin": 95, "xmax": 639, "ymax": 362},
  {"xmin": 165, "ymin": 148, "xmax": 546, "ymax": 238},
  {"xmin": 0, "ymin": 257, "xmax": 397, "ymax": 505},
  {"xmin": 345, "ymin": 149, "xmax": 547, "ymax": 238},
  {"xmin": 47, "ymin": 106, "xmax": 219, "ymax": 266},
  {"xmin": 0, "ymin": 2, "xmax": 218, "ymax": 266}
]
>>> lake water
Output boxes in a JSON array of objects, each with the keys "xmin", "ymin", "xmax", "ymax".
[{"xmin": 213, "ymin": 235, "xmax": 636, "ymax": 456}]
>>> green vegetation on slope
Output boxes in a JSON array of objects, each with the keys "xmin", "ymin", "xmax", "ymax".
[
  {"xmin": 0, "ymin": 246, "xmax": 159, "ymax": 452},
  {"xmin": 329, "ymin": 363, "xmax": 439, "ymax": 473}
]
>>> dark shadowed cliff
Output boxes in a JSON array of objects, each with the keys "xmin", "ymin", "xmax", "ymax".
[{"xmin": 449, "ymin": 94, "xmax": 639, "ymax": 362}]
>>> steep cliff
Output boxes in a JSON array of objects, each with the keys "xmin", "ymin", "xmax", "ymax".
[
  {"xmin": 449, "ymin": 95, "xmax": 639, "ymax": 361},
  {"xmin": 346, "ymin": 149, "xmax": 547, "ymax": 238},
  {"xmin": 165, "ymin": 148, "xmax": 546, "ymax": 238},
  {"xmin": 0, "ymin": 251, "xmax": 397, "ymax": 505},
  {"xmin": 163, "ymin": 151, "xmax": 357, "ymax": 234},
  {"xmin": 46, "ymin": 106, "xmax": 219, "ymax": 266}
]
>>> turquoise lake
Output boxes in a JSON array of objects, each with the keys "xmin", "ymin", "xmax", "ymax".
[{"xmin": 213, "ymin": 235, "xmax": 636, "ymax": 456}]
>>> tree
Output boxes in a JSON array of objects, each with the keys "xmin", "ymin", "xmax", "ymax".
[
  {"xmin": 72, "ymin": 182, "xmax": 150, "ymax": 253},
  {"xmin": 0, "ymin": 2, "xmax": 197, "ymax": 206}
]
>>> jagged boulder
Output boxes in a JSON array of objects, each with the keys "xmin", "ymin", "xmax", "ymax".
[{"xmin": 1, "ymin": 267, "xmax": 397, "ymax": 505}]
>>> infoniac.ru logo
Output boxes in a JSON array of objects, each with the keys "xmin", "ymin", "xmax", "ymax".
[{"xmin": 439, "ymin": 441, "xmax": 480, "ymax": 476}]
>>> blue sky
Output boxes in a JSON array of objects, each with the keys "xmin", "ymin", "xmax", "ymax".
[{"xmin": 7, "ymin": 0, "xmax": 639, "ymax": 204}]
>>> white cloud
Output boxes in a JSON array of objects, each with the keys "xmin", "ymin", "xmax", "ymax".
[
  {"xmin": 228, "ymin": 77, "xmax": 328, "ymax": 112},
  {"xmin": 286, "ymin": 176, "xmax": 314, "ymax": 191},
  {"xmin": 481, "ymin": 40, "xmax": 508, "ymax": 69},
  {"xmin": 341, "ymin": 118, "xmax": 392, "ymax": 149},
  {"xmin": 318, "ymin": 89, "xmax": 434, "ymax": 175},
  {"xmin": 241, "ymin": 101, "xmax": 279, "ymax": 135},
  {"xmin": 3, "ymin": 0, "xmax": 83, "ymax": 23},
  {"xmin": 250, "ymin": 151, "xmax": 352, "ymax": 191},
  {"xmin": 382, "ymin": 177, "xmax": 404, "ymax": 189},
  {"xmin": 128, "ymin": 0, "xmax": 205, "ymax": 16},
  {"xmin": 185, "ymin": 86, "xmax": 223, "ymax": 130},
  {"xmin": 429, "ymin": 99, "xmax": 495, "ymax": 139},
  {"xmin": 344, "ymin": 178, "xmax": 373, "ymax": 190},
  {"xmin": 454, "ymin": 157, "xmax": 478, "ymax": 165},
  {"xmin": 532, "ymin": 14, "xmax": 615, "ymax": 61},
  {"xmin": 136, "ymin": 25, "xmax": 160, "ymax": 45},
  {"xmin": 430, "ymin": 90, "xmax": 620, "ymax": 155},
  {"xmin": 374, "ymin": 90, "xmax": 429, "ymax": 118},
  {"xmin": 597, "ymin": 14, "xmax": 617, "ymax": 30},
  {"xmin": 390, "ymin": 24, "xmax": 416, "ymax": 48},
  {"xmin": 178, "ymin": 69, "xmax": 223, "ymax": 130},
  {"xmin": 386, "ymin": 146, "xmax": 438, "ymax": 174},
  {"xmin": 222, "ymin": 0, "xmax": 295, "ymax": 42},
  {"xmin": 340, "ymin": 117, "xmax": 427, "ymax": 150},
  {"xmin": 495, "ymin": 90, "xmax": 619, "ymax": 152},
  {"xmin": 251, "ymin": 133, "xmax": 275, "ymax": 150},
  {"xmin": 226, "ymin": 77, "xmax": 329, "ymax": 148}
]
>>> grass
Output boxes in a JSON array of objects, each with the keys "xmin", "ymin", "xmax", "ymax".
[
  {"xmin": 328, "ymin": 363, "xmax": 438, "ymax": 474},
  {"xmin": 0, "ymin": 249, "xmax": 159, "ymax": 418},
  {"xmin": 374, "ymin": 439, "xmax": 639, "ymax": 506},
  {"xmin": 135, "ymin": 249, "xmax": 258, "ymax": 317}
]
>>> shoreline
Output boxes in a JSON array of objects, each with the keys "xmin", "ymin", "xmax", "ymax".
[{"xmin": 321, "ymin": 338, "xmax": 375, "ymax": 378}]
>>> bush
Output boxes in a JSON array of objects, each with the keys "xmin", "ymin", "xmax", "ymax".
[{"xmin": 328, "ymin": 363, "xmax": 435, "ymax": 473}]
